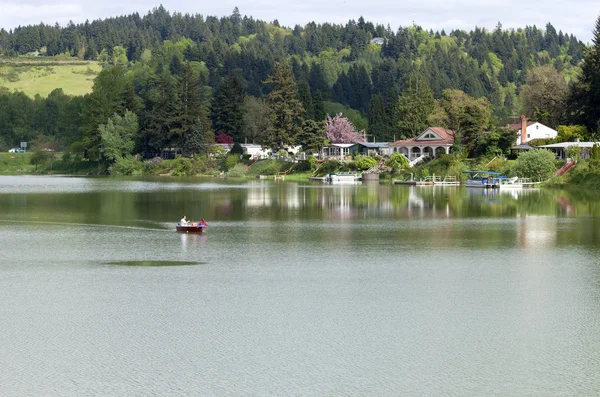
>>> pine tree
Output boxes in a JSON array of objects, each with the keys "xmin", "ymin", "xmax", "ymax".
[
  {"xmin": 80, "ymin": 66, "xmax": 130, "ymax": 161},
  {"xmin": 264, "ymin": 62, "xmax": 305, "ymax": 149},
  {"xmin": 397, "ymin": 71, "xmax": 435, "ymax": 138},
  {"xmin": 211, "ymin": 72, "xmax": 246, "ymax": 142},
  {"xmin": 297, "ymin": 119, "xmax": 326, "ymax": 153},
  {"xmin": 368, "ymin": 94, "xmax": 386, "ymax": 141},
  {"xmin": 569, "ymin": 14, "xmax": 600, "ymax": 131},
  {"xmin": 184, "ymin": 118, "xmax": 214, "ymax": 155},
  {"xmin": 297, "ymin": 81, "xmax": 314, "ymax": 120},
  {"xmin": 313, "ymin": 90, "xmax": 326, "ymax": 121}
]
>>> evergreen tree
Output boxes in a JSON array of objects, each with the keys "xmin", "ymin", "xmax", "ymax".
[
  {"xmin": 397, "ymin": 71, "xmax": 435, "ymax": 138},
  {"xmin": 264, "ymin": 62, "xmax": 305, "ymax": 149},
  {"xmin": 308, "ymin": 62, "xmax": 329, "ymax": 98},
  {"xmin": 569, "ymin": 14, "xmax": 600, "ymax": 131},
  {"xmin": 80, "ymin": 66, "xmax": 130, "ymax": 160},
  {"xmin": 184, "ymin": 118, "xmax": 214, "ymax": 155},
  {"xmin": 297, "ymin": 119, "xmax": 326, "ymax": 154},
  {"xmin": 368, "ymin": 94, "xmax": 386, "ymax": 141},
  {"xmin": 211, "ymin": 72, "xmax": 246, "ymax": 142},
  {"xmin": 313, "ymin": 90, "xmax": 326, "ymax": 121},
  {"xmin": 297, "ymin": 80, "xmax": 314, "ymax": 120}
]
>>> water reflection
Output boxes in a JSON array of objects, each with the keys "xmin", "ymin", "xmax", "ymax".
[
  {"xmin": 2, "ymin": 176, "xmax": 600, "ymax": 395},
  {"xmin": 180, "ymin": 232, "xmax": 207, "ymax": 251}
]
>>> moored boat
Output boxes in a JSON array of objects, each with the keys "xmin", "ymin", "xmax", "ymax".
[
  {"xmin": 325, "ymin": 173, "xmax": 361, "ymax": 182},
  {"xmin": 464, "ymin": 170, "xmax": 503, "ymax": 188}
]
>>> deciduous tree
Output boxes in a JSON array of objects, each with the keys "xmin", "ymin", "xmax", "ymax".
[
  {"xmin": 520, "ymin": 65, "xmax": 567, "ymax": 128},
  {"xmin": 99, "ymin": 110, "xmax": 139, "ymax": 162},
  {"xmin": 325, "ymin": 113, "xmax": 364, "ymax": 143}
]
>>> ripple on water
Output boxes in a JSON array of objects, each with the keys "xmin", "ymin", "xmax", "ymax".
[{"xmin": 106, "ymin": 260, "xmax": 204, "ymax": 266}]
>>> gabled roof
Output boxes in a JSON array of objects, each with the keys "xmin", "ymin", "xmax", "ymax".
[
  {"xmin": 389, "ymin": 127, "xmax": 454, "ymax": 146},
  {"xmin": 508, "ymin": 121, "xmax": 535, "ymax": 130}
]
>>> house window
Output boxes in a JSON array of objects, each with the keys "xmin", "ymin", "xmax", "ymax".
[
  {"xmin": 536, "ymin": 125, "xmax": 539, "ymax": 130},
  {"xmin": 527, "ymin": 134, "xmax": 530, "ymax": 138}
]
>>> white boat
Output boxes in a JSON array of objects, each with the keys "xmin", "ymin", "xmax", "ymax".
[
  {"xmin": 325, "ymin": 173, "xmax": 361, "ymax": 182},
  {"xmin": 497, "ymin": 177, "xmax": 533, "ymax": 189}
]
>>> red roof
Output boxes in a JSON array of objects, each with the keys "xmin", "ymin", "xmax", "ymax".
[
  {"xmin": 508, "ymin": 121, "xmax": 535, "ymax": 131},
  {"xmin": 390, "ymin": 127, "xmax": 454, "ymax": 146}
]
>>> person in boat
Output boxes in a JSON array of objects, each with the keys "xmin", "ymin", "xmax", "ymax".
[
  {"xmin": 179, "ymin": 216, "xmax": 188, "ymax": 226},
  {"xmin": 199, "ymin": 219, "xmax": 208, "ymax": 227}
]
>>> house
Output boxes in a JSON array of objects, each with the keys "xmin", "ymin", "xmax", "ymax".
[
  {"xmin": 320, "ymin": 143, "xmax": 355, "ymax": 159},
  {"xmin": 349, "ymin": 142, "xmax": 390, "ymax": 156},
  {"xmin": 370, "ymin": 37, "xmax": 384, "ymax": 45},
  {"xmin": 510, "ymin": 115, "xmax": 558, "ymax": 145},
  {"xmin": 535, "ymin": 141, "xmax": 600, "ymax": 160},
  {"xmin": 241, "ymin": 144, "xmax": 271, "ymax": 159},
  {"xmin": 388, "ymin": 127, "xmax": 455, "ymax": 160}
]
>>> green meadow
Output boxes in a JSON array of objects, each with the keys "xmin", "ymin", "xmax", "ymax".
[{"xmin": 0, "ymin": 58, "xmax": 101, "ymax": 97}]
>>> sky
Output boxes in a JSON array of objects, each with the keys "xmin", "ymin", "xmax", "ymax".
[{"xmin": 0, "ymin": 0, "xmax": 598, "ymax": 43}]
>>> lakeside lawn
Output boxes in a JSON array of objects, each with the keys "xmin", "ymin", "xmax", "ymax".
[{"xmin": 0, "ymin": 152, "xmax": 36, "ymax": 174}]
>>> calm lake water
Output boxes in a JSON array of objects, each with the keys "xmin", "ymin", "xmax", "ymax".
[{"xmin": 1, "ymin": 175, "xmax": 600, "ymax": 396}]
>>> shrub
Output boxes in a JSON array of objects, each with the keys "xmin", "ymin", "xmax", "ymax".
[
  {"xmin": 355, "ymin": 155, "xmax": 377, "ymax": 170},
  {"xmin": 172, "ymin": 157, "xmax": 193, "ymax": 176},
  {"xmin": 109, "ymin": 155, "xmax": 144, "ymax": 175},
  {"xmin": 514, "ymin": 149, "xmax": 556, "ymax": 181},
  {"xmin": 226, "ymin": 163, "xmax": 246, "ymax": 178},
  {"xmin": 222, "ymin": 154, "xmax": 240, "ymax": 171},
  {"xmin": 387, "ymin": 153, "xmax": 409, "ymax": 170}
]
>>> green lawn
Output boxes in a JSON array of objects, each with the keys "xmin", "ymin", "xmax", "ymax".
[
  {"xmin": 0, "ymin": 152, "xmax": 36, "ymax": 174},
  {"xmin": 0, "ymin": 59, "xmax": 101, "ymax": 97}
]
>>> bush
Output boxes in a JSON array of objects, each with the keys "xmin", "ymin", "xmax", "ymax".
[
  {"xmin": 514, "ymin": 149, "xmax": 556, "ymax": 181},
  {"xmin": 222, "ymin": 154, "xmax": 240, "ymax": 171},
  {"xmin": 355, "ymin": 155, "xmax": 377, "ymax": 170},
  {"xmin": 226, "ymin": 163, "xmax": 246, "ymax": 177},
  {"xmin": 387, "ymin": 153, "xmax": 409, "ymax": 170},
  {"xmin": 172, "ymin": 157, "xmax": 193, "ymax": 176},
  {"xmin": 109, "ymin": 155, "xmax": 144, "ymax": 175}
]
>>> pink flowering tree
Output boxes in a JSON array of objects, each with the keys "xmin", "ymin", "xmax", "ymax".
[
  {"xmin": 325, "ymin": 113, "xmax": 365, "ymax": 143},
  {"xmin": 215, "ymin": 132, "xmax": 234, "ymax": 144}
]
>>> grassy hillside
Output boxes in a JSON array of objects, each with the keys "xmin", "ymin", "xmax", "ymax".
[{"xmin": 0, "ymin": 58, "xmax": 100, "ymax": 97}]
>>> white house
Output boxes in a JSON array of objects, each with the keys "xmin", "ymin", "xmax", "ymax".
[
  {"xmin": 536, "ymin": 141, "xmax": 600, "ymax": 160},
  {"xmin": 510, "ymin": 115, "xmax": 558, "ymax": 145},
  {"xmin": 241, "ymin": 144, "xmax": 271, "ymax": 159}
]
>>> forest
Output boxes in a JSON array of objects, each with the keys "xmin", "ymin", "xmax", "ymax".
[{"xmin": 0, "ymin": 6, "xmax": 599, "ymax": 171}]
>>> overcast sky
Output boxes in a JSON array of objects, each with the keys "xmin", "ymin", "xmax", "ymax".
[{"xmin": 1, "ymin": 0, "xmax": 598, "ymax": 43}]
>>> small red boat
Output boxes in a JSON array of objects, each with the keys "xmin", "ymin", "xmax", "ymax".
[{"xmin": 176, "ymin": 224, "xmax": 205, "ymax": 233}]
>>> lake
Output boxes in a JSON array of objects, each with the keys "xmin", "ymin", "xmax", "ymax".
[{"xmin": 1, "ymin": 175, "xmax": 600, "ymax": 395}]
